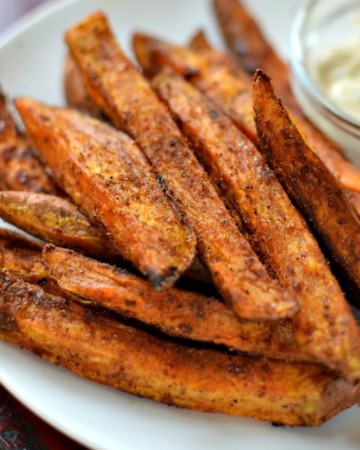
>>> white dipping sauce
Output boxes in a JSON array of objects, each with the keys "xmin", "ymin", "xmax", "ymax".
[{"xmin": 315, "ymin": 38, "xmax": 360, "ymax": 121}]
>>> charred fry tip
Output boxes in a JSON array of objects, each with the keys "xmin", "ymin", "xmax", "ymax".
[
  {"xmin": 188, "ymin": 29, "xmax": 209, "ymax": 47},
  {"xmin": 253, "ymin": 69, "xmax": 292, "ymax": 126},
  {"xmin": 147, "ymin": 266, "xmax": 180, "ymax": 290},
  {"xmin": 253, "ymin": 68, "xmax": 271, "ymax": 84}
]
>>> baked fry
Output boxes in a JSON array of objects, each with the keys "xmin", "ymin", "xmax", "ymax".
[
  {"xmin": 133, "ymin": 33, "xmax": 360, "ymax": 194},
  {"xmin": 152, "ymin": 71, "xmax": 360, "ymax": 380},
  {"xmin": 16, "ymin": 98, "xmax": 196, "ymax": 289},
  {"xmin": 0, "ymin": 191, "xmax": 119, "ymax": 260},
  {"xmin": 0, "ymin": 94, "xmax": 60, "ymax": 194},
  {"xmin": 0, "ymin": 268, "xmax": 358, "ymax": 426},
  {"xmin": 213, "ymin": 0, "xmax": 288, "ymax": 91},
  {"xmin": 65, "ymin": 12, "xmax": 298, "ymax": 321},
  {"xmin": 213, "ymin": 0, "xmax": 360, "ymax": 193},
  {"xmin": 42, "ymin": 244, "xmax": 308, "ymax": 361},
  {"xmin": 253, "ymin": 70, "xmax": 360, "ymax": 299}
]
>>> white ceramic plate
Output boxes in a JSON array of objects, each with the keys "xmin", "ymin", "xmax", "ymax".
[{"xmin": 0, "ymin": 1, "xmax": 360, "ymax": 449}]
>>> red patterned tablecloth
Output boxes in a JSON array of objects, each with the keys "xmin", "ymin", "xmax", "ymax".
[
  {"xmin": 0, "ymin": 386, "xmax": 86, "ymax": 449},
  {"xmin": 0, "ymin": 1, "xmax": 88, "ymax": 449}
]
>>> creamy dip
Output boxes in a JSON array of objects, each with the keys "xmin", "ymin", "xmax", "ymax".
[{"xmin": 315, "ymin": 38, "xmax": 360, "ymax": 121}]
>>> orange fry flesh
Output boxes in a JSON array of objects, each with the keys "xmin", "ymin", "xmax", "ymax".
[
  {"xmin": 65, "ymin": 11, "xmax": 299, "ymax": 322},
  {"xmin": 152, "ymin": 71, "xmax": 360, "ymax": 380},
  {"xmin": 0, "ymin": 191, "xmax": 119, "ymax": 260},
  {"xmin": 253, "ymin": 70, "xmax": 360, "ymax": 302},
  {"xmin": 15, "ymin": 98, "xmax": 196, "ymax": 289},
  {"xmin": 0, "ymin": 269, "xmax": 358, "ymax": 427}
]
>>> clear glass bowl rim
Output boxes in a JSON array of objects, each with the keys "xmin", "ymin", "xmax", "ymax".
[{"xmin": 290, "ymin": 0, "xmax": 360, "ymax": 135}]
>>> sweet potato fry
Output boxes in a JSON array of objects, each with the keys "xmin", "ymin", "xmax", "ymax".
[
  {"xmin": 253, "ymin": 70, "xmax": 360, "ymax": 299},
  {"xmin": 133, "ymin": 33, "xmax": 360, "ymax": 194},
  {"xmin": 42, "ymin": 244, "xmax": 308, "ymax": 362},
  {"xmin": 65, "ymin": 12, "xmax": 298, "ymax": 321},
  {"xmin": 213, "ymin": 0, "xmax": 289, "ymax": 94},
  {"xmin": 213, "ymin": 0, "xmax": 360, "ymax": 194},
  {"xmin": 0, "ymin": 268, "xmax": 358, "ymax": 426},
  {"xmin": 152, "ymin": 71, "xmax": 360, "ymax": 380},
  {"xmin": 16, "ymin": 98, "xmax": 196, "ymax": 289},
  {"xmin": 0, "ymin": 94, "xmax": 60, "ymax": 195},
  {"xmin": 0, "ymin": 191, "xmax": 119, "ymax": 260}
]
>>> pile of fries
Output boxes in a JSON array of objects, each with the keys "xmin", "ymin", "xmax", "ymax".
[{"xmin": 1, "ymin": 0, "xmax": 360, "ymax": 427}]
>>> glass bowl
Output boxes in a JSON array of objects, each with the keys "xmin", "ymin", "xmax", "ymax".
[{"xmin": 290, "ymin": 0, "xmax": 360, "ymax": 166}]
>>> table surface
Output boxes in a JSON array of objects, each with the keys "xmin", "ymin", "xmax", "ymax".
[{"xmin": 0, "ymin": 1, "xmax": 87, "ymax": 449}]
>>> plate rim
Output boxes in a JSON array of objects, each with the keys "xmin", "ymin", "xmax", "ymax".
[
  {"xmin": 0, "ymin": 0, "xmax": 359, "ymax": 449},
  {"xmin": 0, "ymin": 0, "xmax": 77, "ymax": 47}
]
